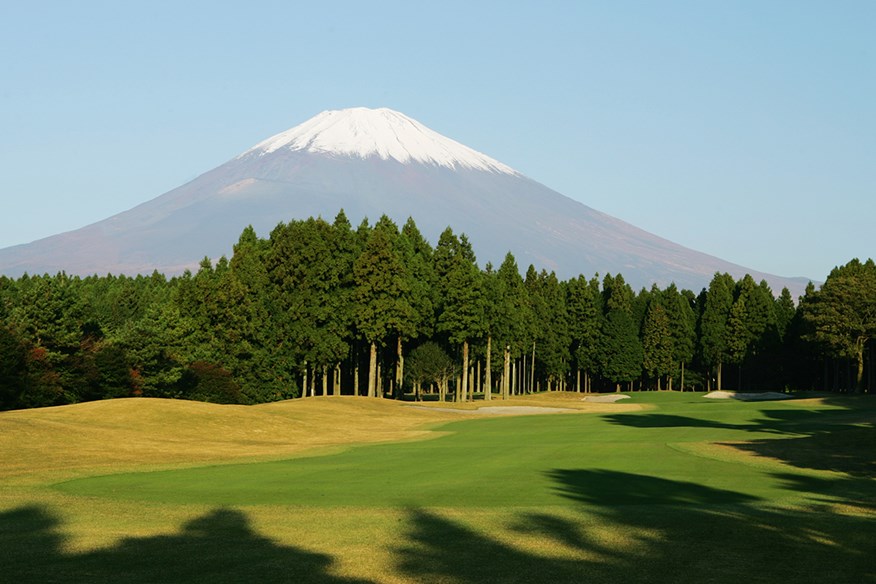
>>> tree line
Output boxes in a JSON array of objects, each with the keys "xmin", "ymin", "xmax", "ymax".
[{"xmin": 0, "ymin": 210, "xmax": 873, "ymax": 410}]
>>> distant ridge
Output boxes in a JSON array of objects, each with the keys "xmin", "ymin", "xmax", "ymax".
[{"xmin": 0, "ymin": 107, "xmax": 812, "ymax": 296}]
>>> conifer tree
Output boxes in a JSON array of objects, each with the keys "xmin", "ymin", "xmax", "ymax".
[
  {"xmin": 642, "ymin": 289, "xmax": 673, "ymax": 390},
  {"xmin": 803, "ymin": 258, "xmax": 876, "ymax": 391},
  {"xmin": 566, "ymin": 274, "xmax": 602, "ymax": 392},
  {"xmin": 663, "ymin": 284, "xmax": 696, "ymax": 390},
  {"xmin": 354, "ymin": 217, "xmax": 415, "ymax": 398},
  {"xmin": 700, "ymin": 273, "xmax": 735, "ymax": 390},
  {"xmin": 434, "ymin": 227, "xmax": 485, "ymax": 401},
  {"xmin": 494, "ymin": 252, "xmax": 529, "ymax": 398},
  {"xmin": 598, "ymin": 274, "xmax": 642, "ymax": 391},
  {"xmin": 396, "ymin": 217, "xmax": 436, "ymax": 396}
]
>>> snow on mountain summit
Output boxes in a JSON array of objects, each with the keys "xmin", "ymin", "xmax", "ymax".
[{"xmin": 243, "ymin": 107, "xmax": 519, "ymax": 174}]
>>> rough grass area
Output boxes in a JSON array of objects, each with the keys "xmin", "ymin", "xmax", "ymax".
[{"xmin": 1, "ymin": 392, "xmax": 874, "ymax": 583}]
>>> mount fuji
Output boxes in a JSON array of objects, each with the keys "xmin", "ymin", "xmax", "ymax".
[{"xmin": 0, "ymin": 107, "xmax": 810, "ymax": 295}]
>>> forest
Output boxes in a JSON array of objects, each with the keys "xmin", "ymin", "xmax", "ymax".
[{"xmin": 0, "ymin": 210, "xmax": 873, "ymax": 410}]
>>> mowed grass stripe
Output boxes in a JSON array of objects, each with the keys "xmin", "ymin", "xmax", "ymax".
[{"xmin": 54, "ymin": 395, "xmax": 848, "ymax": 507}]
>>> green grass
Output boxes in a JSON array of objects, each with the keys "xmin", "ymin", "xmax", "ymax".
[
  {"xmin": 3, "ymin": 392, "xmax": 875, "ymax": 583},
  {"xmin": 55, "ymin": 393, "xmax": 868, "ymax": 507}
]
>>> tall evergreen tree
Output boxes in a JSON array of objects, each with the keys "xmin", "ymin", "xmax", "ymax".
[
  {"xmin": 567, "ymin": 274, "xmax": 602, "ymax": 393},
  {"xmin": 396, "ymin": 217, "xmax": 436, "ymax": 396},
  {"xmin": 700, "ymin": 273, "xmax": 735, "ymax": 390},
  {"xmin": 663, "ymin": 284, "xmax": 696, "ymax": 390},
  {"xmin": 533, "ymin": 270, "xmax": 570, "ymax": 390},
  {"xmin": 354, "ymin": 217, "xmax": 415, "ymax": 398},
  {"xmin": 598, "ymin": 274, "xmax": 642, "ymax": 391},
  {"xmin": 642, "ymin": 289, "xmax": 673, "ymax": 390},
  {"xmin": 803, "ymin": 258, "xmax": 876, "ymax": 391},
  {"xmin": 494, "ymin": 253, "xmax": 529, "ymax": 398},
  {"xmin": 434, "ymin": 227, "xmax": 485, "ymax": 402}
]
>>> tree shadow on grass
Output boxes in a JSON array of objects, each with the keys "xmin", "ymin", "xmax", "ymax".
[
  {"xmin": 773, "ymin": 472, "xmax": 876, "ymax": 512},
  {"xmin": 603, "ymin": 412, "xmax": 758, "ymax": 431},
  {"xmin": 395, "ymin": 470, "xmax": 876, "ymax": 584},
  {"xmin": 0, "ymin": 506, "xmax": 373, "ymax": 584},
  {"xmin": 395, "ymin": 508, "xmax": 589, "ymax": 583},
  {"xmin": 728, "ymin": 426, "xmax": 876, "ymax": 478},
  {"xmin": 605, "ymin": 403, "xmax": 873, "ymax": 439}
]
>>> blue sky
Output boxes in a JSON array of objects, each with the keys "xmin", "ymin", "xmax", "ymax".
[{"xmin": 1, "ymin": 1, "xmax": 873, "ymax": 280}]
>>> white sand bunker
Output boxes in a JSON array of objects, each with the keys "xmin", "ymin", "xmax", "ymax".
[
  {"xmin": 475, "ymin": 406, "xmax": 575, "ymax": 415},
  {"xmin": 406, "ymin": 405, "xmax": 575, "ymax": 415},
  {"xmin": 704, "ymin": 390, "xmax": 792, "ymax": 401},
  {"xmin": 582, "ymin": 394, "xmax": 632, "ymax": 403}
]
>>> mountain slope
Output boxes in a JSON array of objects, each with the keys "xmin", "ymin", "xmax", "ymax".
[{"xmin": 0, "ymin": 108, "xmax": 811, "ymax": 295}]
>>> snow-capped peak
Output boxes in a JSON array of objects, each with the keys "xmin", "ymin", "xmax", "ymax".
[{"xmin": 242, "ymin": 107, "xmax": 519, "ymax": 175}]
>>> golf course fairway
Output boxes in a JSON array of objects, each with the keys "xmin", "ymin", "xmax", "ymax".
[{"xmin": 2, "ymin": 392, "xmax": 874, "ymax": 583}]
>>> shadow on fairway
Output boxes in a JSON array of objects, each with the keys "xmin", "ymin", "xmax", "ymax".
[
  {"xmin": 605, "ymin": 402, "xmax": 872, "ymax": 438},
  {"xmin": 731, "ymin": 426, "xmax": 876, "ymax": 477},
  {"xmin": 546, "ymin": 468, "xmax": 760, "ymax": 506},
  {"xmin": 395, "ymin": 470, "xmax": 876, "ymax": 584},
  {"xmin": 774, "ymin": 471, "xmax": 876, "ymax": 511},
  {"xmin": 0, "ymin": 506, "xmax": 373, "ymax": 584},
  {"xmin": 603, "ymin": 413, "xmax": 757, "ymax": 431}
]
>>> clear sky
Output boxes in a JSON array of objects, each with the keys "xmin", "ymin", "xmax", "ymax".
[{"xmin": 1, "ymin": 1, "xmax": 873, "ymax": 281}]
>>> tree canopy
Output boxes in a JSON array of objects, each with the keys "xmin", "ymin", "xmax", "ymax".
[{"xmin": 0, "ymin": 212, "xmax": 871, "ymax": 411}]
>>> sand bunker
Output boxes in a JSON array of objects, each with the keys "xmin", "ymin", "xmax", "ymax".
[
  {"xmin": 704, "ymin": 390, "xmax": 792, "ymax": 401},
  {"xmin": 582, "ymin": 394, "xmax": 632, "ymax": 403},
  {"xmin": 405, "ymin": 405, "xmax": 576, "ymax": 415}
]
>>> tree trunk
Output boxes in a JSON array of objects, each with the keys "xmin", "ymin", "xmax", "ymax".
[
  {"xmin": 354, "ymin": 362, "xmax": 360, "ymax": 397},
  {"xmin": 512, "ymin": 359, "xmax": 517, "ymax": 397},
  {"xmin": 485, "ymin": 335, "xmax": 492, "ymax": 401},
  {"xmin": 368, "ymin": 342, "xmax": 377, "ymax": 398},
  {"xmin": 461, "ymin": 340, "xmax": 470, "ymax": 403},
  {"xmin": 502, "ymin": 345, "xmax": 510, "ymax": 400},
  {"xmin": 376, "ymin": 360, "xmax": 382, "ymax": 398},
  {"xmin": 470, "ymin": 364, "xmax": 475, "ymax": 399},
  {"xmin": 321, "ymin": 365, "xmax": 328, "ymax": 396},
  {"xmin": 680, "ymin": 361, "xmax": 685, "ymax": 392},
  {"xmin": 855, "ymin": 344, "xmax": 865, "ymax": 392},
  {"xmin": 397, "ymin": 335, "xmax": 404, "ymax": 398},
  {"xmin": 303, "ymin": 362, "xmax": 309, "ymax": 398},
  {"xmin": 530, "ymin": 342, "xmax": 536, "ymax": 394},
  {"xmin": 521, "ymin": 355, "xmax": 526, "ymax": 394},
  {"xmin": 333, "ymin": 363, "xmax": 341, "ymax": 396},
  {"xmin": 717, "ymin": 362, "xmax": 723, "ymax": 391}
]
